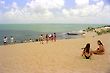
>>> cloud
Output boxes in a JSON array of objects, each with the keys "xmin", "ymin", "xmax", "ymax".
[
  {"xmin": 1, "ymin": 0, "xmax": 62, "ymax": 24},
  {"xmin": 0, "ymin": 0, "xmax": 5, "ymax": 4},
  {"xmin": 3, "ymin": 0, "xmax": 65, "ymax": 21},
  {"xmin": 61, "ymin": 0, "xmax": 110, "ymax": 24},
  {"xmin": 0, "ymin": 0, "xmax": 110, "ymax": 24},
  {"xmin": 92, "ymin": 0, "xmax": 101, "ymax": 2},
  {"xmin": 75, "ymin": 0, "xmax": 89, "ymax": 7},
  {"xmin": 0, "ymin": 0, "xmax": 5, "ymax": 7},
  {"xmin": 11, "ymin": 2, "xmax": 18, "ymax": 9},
  {"xmin": 26, "ymin": 0, "xmax": 64, "ymax": 9},
  {"xmin": 62, "ymin": 1, "xmax": 106, "ymax": 17}
]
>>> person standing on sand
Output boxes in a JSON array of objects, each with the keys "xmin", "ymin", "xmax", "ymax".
[
  {"xmin": 29, "ymin": 38, "xmax": 32, "ymax": 42},
  {"xmin": 3, "ymin": 36, "xmax": 8, "ymax": 45},
  {"xmin": 39, "ymin": 34, "xmax": 44, "ymax": 44},
  {"xmin": 82, "ymin": 43, "xmax": 92, "ymax": 59},
  {"xmin": 53, "ymin": 33, "xmax": 56, "ymax": 42},
  {"xmin": 51, "ymin": 34, "xmax": 54, "ymax": 42},
  {"xmin": 92, "ymin": 40, "xmax": 105, "ymax": 55},
  {"xmin": 49, "ymin": 34, "xmax": 52, "ymax": 41},
  {"xmin": 45, "ymin": 34, "xmax": 49, "ymax": 43},
  {"xmin": 10, "ymin": 36, "xmax": 14, "ymax": 44}
]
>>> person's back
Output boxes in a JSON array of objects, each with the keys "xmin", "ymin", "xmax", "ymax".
[
  {"xmin": 98, "ymin": 45, "xmax": 104, "ymax": 52},
  {"xmin": 82, "ymin": 43, "xmax": 92, "ymax": 59}
]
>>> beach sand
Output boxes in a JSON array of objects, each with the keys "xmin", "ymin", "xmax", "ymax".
[{"xmin": 0, "ymin": 33, "xmax": 110, "ymax": 73}]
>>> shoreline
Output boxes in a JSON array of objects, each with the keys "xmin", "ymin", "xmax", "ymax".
[
  {"xmin": 0, "ymin": 24, "xmax": 106, "ymax": 45},
  {"xmin": 0, "ymin": 30, "xmax": 107, "ymax": 47}
]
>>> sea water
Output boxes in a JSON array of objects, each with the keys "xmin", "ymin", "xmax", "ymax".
[{"xmin": 0, "ymin": 24, "xmax": 105, "ymax": 45}]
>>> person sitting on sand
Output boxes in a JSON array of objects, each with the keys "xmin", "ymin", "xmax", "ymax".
[
  {"xmin": 92, "ymin": 40, "xmax": 105, "ymax": 55},
  {"xmin": 82, "ymin": 43, "xmax": 92, "ymax": 59}
]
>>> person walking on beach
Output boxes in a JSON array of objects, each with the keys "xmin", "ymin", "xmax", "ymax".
[
  {"xmin": 3, "ymin": 36, "xmax": 8, "ymax": 45},
  {"xmin": 82, "ymin": 43, "xmax": 92, "ymax": 59},
  {"xmin": 10, "ymin": 36, "xmax": 14, "ymax": 44},
  {"xmin": 53, "ymin": 33, "xmax": 56, "ymax": 42},
  {"xmin": 92, "ymin": 40, "xmax": 105, "ymax": 55},
  {"xmin": 39, "ymin": 34, "xmax": 44, "ymax": 44},
  {"xmin": 45, "ymin": 34, "xmax": 49, "ymax": 43}
]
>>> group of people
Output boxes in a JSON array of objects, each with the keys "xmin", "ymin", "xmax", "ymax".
[
  {"xmin": 3, "ymin": 36, "xmax": 14, "ymax": 45},
  {"xmin": 39, "ymin": 33, "xmax": 56, "ymax": 44},
  {"xmin": 3, "ymin": 33, "xmax": 57, "ymax": 45},
  {"xmin": 82, "ymin": 40, "xmax": 105, "ymax": 59}
]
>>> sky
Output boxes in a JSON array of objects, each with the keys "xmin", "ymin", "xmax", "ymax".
[{"xmin": 0, "ymin": 0, "xmax": 110, "ymax": 24}]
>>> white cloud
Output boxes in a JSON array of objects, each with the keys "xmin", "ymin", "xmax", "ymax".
[
  {"xmin": 63, "ymin": 1, "xmax": 106, "ymax": 17},
  {"xmin": 92, "ymin": 0, "xmax": 101, "ymax": 2},
  {"xmin": 61, "ymin": 0, "xmax": 110, "ymax": 24},
  {"xmin": 3, "ymin": 0, "xmax": 65, "ymax": 21},
  {"xmin": 98, "ymin": 5, "xmax": 110, "ymax": 17},
  {"xmin": 0, "ymin": 0, "xmax": 5, "ymax": 4},
  {"xmin": 11, "ymin": 2, "xmax": 18, "ymax": 9},
  {"xmin": 26, "ymin": 0, "xmax": 64, "ymax": 9},
  {"xmin": 75, "ymin": 0, "xmax": 89, "ymax": 7},
  {"xmin": 0, "ymin": 0, "xmax": 110, "ymax": 24},
  {"xmin": 0, "ymin": 0, "xmax": 5, "ymax": 7}
]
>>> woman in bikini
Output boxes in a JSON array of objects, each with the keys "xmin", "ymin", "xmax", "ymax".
[
  {"xmin": 82, "ymin": 43, "xmax": 92, "ymax": 59},
  {"xmin": 93, "ymin": 40, "xmax": 105, "ymax": 55}
]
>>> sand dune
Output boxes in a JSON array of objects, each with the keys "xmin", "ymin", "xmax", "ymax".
[{"xmin": 0, "ymin": 33, "xmax": 110, "ymax": 73}]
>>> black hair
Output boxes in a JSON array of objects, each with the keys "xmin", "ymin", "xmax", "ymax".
[
  {"xmin": 97, "ymin": 40, "xmax": 103, "ymax": 46},
  {"xmin": 85, "ymin": 43, "xmax": 90, "ymax": 53}
]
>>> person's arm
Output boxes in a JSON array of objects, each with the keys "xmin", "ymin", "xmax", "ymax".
[{"xmin": 82, "ymin": 49, "xmax": 85, "ymax": 56}]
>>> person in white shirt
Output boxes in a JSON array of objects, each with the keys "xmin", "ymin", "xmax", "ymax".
[
  {"xmin": 10, "ymin": 36, "xmax": 14, "ymax": 44},
  {"xmin": 3, "ymin": 36, "xmax": 8, "ymax": 45},
  {"xmin": 49, "ymin": 34, "xmax": 52, "ymax": 41},
  {"xmin": 29, "ymin": 38, "xmax": 32, "ymax": 42}
]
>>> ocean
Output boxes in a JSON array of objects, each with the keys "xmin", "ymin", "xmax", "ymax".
[{"xmin": 0, "ymin": 24, "xmax": 105, "ymax": 45}]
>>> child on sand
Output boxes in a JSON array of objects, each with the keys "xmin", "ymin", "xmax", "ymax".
[
  {"xmin": 92, "ymin": 40, "xmax": 105, "ymax": 55},
  {"xmin": 82, "ymin": 43, "xmax": 92, "ymax": 59}
]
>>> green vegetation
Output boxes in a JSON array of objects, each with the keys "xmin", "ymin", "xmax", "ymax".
[
  {"xmin": 86, "ymin": 26, "xmax": 110, "ymax": 35},
  {"xmin": 95, "ymin": 29, "xmax": 110, "ymax": 35},
  {"xmin": 86, "ymin": 27, "xmax": 95, "ymax": 32}
]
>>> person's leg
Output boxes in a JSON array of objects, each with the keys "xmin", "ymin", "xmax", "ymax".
[{"xmin": 92, "ymin": 50, "xmax": 98, "ymax": 54}]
